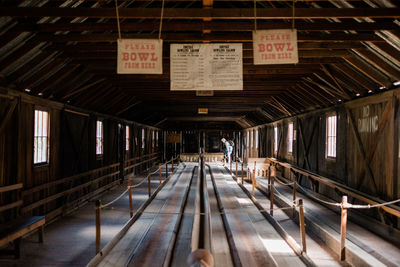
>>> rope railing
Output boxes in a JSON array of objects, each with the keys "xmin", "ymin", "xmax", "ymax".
[{"xmin": 94, "ymin": 155, "xmax": 180, "ymax": 254}]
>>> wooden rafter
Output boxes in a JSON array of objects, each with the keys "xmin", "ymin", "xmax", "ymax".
[{"xmin": 2, "ymin": 7, "xmax": 400, "ymax": 19}]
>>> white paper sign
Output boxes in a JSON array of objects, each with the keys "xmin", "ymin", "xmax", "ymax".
[
  {"xmin": 170, "ymin": 43, "xmax": 242, "ymax": 91},
  {"xmin": 117, "ymin": 39, "xmax": 163, "ymax": 74},
  {"xmin": 253, "ymin": 29, "xmax": 298, "ymax": 65}
]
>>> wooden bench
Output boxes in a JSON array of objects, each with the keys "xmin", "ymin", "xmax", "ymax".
[{"xmin": 0, "ymin": 183, "xmax": 45, "ymax": 258}]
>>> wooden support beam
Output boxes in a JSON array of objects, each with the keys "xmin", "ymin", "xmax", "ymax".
[
  {"xmin": 2, "ymin": 7, "xmax": 400, "ymax": 19},
  {"xmin": 116, "ymin": 99, "xmax": 142, "ymax": 115},
  {"xmin": 12, "ymin": 21, "xmax": 400, "ymax": 33},
  {"xmin": 0, "ymin": 98, "xmax": 18, "ymax": 135},
  {"xmin": 35, "ymin": 32, "xmax": 384, "ymax": 43},
  {"xmin": 61, "ymin": 78, "xmax": 106, "ymax": 99},
  {"xmin": 343, "ymin": 54, "xmax": 392, "ymax": 89},
  {"xmin": 320, "ymin": 64, "xmax": 352, "ymax": 100}
]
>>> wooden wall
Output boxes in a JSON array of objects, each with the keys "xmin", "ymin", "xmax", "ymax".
[
  {"xmin": 0, "ymin": 89, "xmax": 162, "ymax": 220},
  {"xmin": 244, "ymin": 89, "xmax": 399, "ymax": 226}
]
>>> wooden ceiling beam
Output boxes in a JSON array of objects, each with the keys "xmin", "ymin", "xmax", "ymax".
[
  {"xmin": 62, "ymin": 49, "xmax": 349, "ymax": 59},
  {"xmin": 50, "ymin": 42, "xmax": 365, "ymax": 52},
  {"xmin": 13, "ymin": 21, "xmax": 400, "ymax": 33},
  {"xmin": 34, "ymin": 32, "xmax": 384, "ymax": 42},
  {"xmin": 343, "ymin": 54, "xmax": 392, "ymax": 88},
  {"xmin": 353, "ymin": 49, "xmax": 400, "ymax": 81},
  {"xmin": 332, "ymin": 63, "xmax": 377, "ymax": 93},
  {"xmin": 18, "ymin": 57, "xmax": 69, "ymax": 91},
  {"xmin": 2, "ymin": 7, "xmax": 400, "ymax": 19}
]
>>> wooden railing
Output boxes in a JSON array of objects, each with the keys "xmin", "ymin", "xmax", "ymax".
[
  {"xmin": 19, "ymin": 153, "xmax": 162, "ymax": 222},
  {"xmin": 21, "ymin": 163, "xmax": 120, "ymax": 220},
  {"xmin": 124, "ymin": 152, "xmax": 161, "ymax": 174},
  {"xmin": 266, "ymin": 157, "xmax": 400, "ymax": 218}
]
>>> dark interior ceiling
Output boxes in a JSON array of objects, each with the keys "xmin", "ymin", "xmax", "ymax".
[{"xmin": 0, "ymin": 0, "xmax": 400, "ymax": 129}]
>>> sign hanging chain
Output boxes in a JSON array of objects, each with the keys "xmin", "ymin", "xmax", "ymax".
[
  {"xmin": 115, "ymin": 0, "xmax": 122, "ymax": 39},
  {"xmin": 292, "ymin": 0, "xmax": 296, "ymax": 29},
  {"xmin": 158, "ymin": 0, "xmax": 165, "ymax": 40},
  {"xmin": 254, "ymin": 0, "xmax": 257, "ymax": 32}
]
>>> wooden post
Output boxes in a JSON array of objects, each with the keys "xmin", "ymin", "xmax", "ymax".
[
  {"xmin": 171, "ymin": 157, "xmax": 174, "ymax": 172},
  {"xmin": 128, "ymin": 181, "xmax": 133, "ymax": 217},
  {"xmin": 247, "ymin": 168, "xmax": 250, "ymax": 180},
  {"xmin": 270, "ymin": 176, "xmax": 274, "ymax": 216},
  {"xmin": 166, "ymin": 160, "xmax": 169, "ymax": 178},
  {"xmin": 235, "ymin": 160, "xmax": 238, "ymax": 177},
  {"xmin": 147, "ymin": 172, "xmax": 151, "ymax": 197},
  {"xmin": 241, "ymin": 162, "xmax": 244, "ymax": 184},
  {"xmin": 293, "ymin": 180, "xmax": 297, "ymax": 219},
  {"xmin": 252, "ymin": 168, "xmax": 256, "ymax": 197},
  {"xmin": 159, "ymin": 164, "xmax": 162, "ymax": 184},
  {"xmin": 340, "ymin": 196, "xmax": 348, "ymax": 261},
  {"xmin": 268, "ymin": 166, "xmax": 271, "ymax": 194},
  {"xmin": 299, "ymin": 199, "xmax": 306, "ymax": 253},
  {"xmin": 95, "ymin": 200, "xmax": 101, "ymax": 254}
]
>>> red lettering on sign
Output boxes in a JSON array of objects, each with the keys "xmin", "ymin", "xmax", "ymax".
[
  {"xmin": 286, "ymin": 42, "xmax": 294, "ymax": 51},
  {"xmin": 273, "ymin": 43, "xmax": 285, "ymax": 52},
  {"xmin": 150, "ymin": 53, "xmax": 158, "ymax": 61}
]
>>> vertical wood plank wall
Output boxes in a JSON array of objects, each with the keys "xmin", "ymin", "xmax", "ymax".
[
  {"xmin": 244, "ymin": 89, "xmax": 399, "ymax": 227},
  {"xmin": 0, "ymin": 90, "xmax": 162, "ymax": 221}
]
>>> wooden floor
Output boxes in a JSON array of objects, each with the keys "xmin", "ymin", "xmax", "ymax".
[
  {"xmin": 1, "ymin": 162, "xmax": 398, "ymax": 267},
  {"xmin": 0, "ymin": 166, "xmax": 169, "ymax": 267}
]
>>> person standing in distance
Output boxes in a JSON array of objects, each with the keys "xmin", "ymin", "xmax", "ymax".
[{"xmin": 221, "ymin": 138, "xmax": 233, "ymax": 165}]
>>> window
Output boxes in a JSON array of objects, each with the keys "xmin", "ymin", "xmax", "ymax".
[
  {"xmin": 274, "ymin": 126, "xmax": 278, "ymax": 153},
  {"xmin": 34, "ymin": 110, "xmax": 50, "ymax": 164},
  {"xmin": 326, "ymin": 114, "xmax": 337, "ymax": 158},
  {"xmin": 288, "ymin": 122, "xmax": 293, "ymax": 153},
  {"xmin": 152, "ymin": 130, "xmax": 155, "ymax": 149},
  {"xmin": 96, "ymin": 120, "xmax": 103, "ymax": 155},
  {"xmin": 141, "ymin": 128, "xmax": 145, "ymax": 149},
  {"xmin": 255, "ymin": 129, "xmax": 259, "ymax": 149},
  {"xmin": 125, "ymin": 126, "xmax": 130, "ymax": 151},
  {"xmin": 156, "ymin": 131, "xmax": 159, "ymax": 147},
  {"xmin": 250, "ymin": 130, "xmax": 253, "ymax": 149}
]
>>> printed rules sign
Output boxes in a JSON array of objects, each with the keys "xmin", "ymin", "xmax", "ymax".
[
  {"xmin": 253, "ymin": 29, "xmax": 298, "ymax": 65},
  {"xmin": 117, "ymin": 39, "xmax": 163, "ymax": 74}
]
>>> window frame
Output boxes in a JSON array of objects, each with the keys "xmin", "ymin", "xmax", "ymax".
[
  {"xmin": 325, "ymin": 113, "xmax": 337, "ymax": 159},
  {"xmin": 33, "ymin": 108, "xmax": 50, "ymax": 166},
  {"xmin": 96, "ymin": 120, "xmax": 104, "ymax": 156},
  {"xmin": 125, "ymin": 125, "xmax": 130, "ymax": 151},
  {"xmin": 274, "ymin": 126, "xmax": 278, "ymax": 154},
  {"xmin": 288, "ymin": 122, "xmax": 294, "ymax": 154}
]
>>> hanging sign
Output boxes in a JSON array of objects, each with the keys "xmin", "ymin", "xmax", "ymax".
[
  {"xmin": 196, "ymin": 90, "xmax": 214, "ymax": 96},
  {"xmin": 170, "ymin": 43, "xmax": 242, "ymax": 91},
  {"xmin": 253, "ymin": 29, "xmax": 298, "ymax": 65},
  {"xmin": 166, "ymin": 133, "xmax": 181, "ymax": 143},
  {"xmin": 117, "ymin": 39, "xmax": 163, "ymax": 74}
]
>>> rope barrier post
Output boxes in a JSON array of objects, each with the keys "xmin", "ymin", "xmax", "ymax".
[
  {"xmin": 267, "ymin": 165, "xmax": 271, "ymax": 194},
  {"xmin": 293, "ymin": 180, "xmax": 297, "ymax": 219},
  {"xmin": 95, "ymin": 200, "xmax": 101, "ymax": 254},
  {"xmin": 147, "ymin": 172, "xmax": 151, "ymax": 197},
  {"xmin": 270, "ymin": 175, "xmax": 274, "ymax": 216},
  {"xmin": 166, "ymin": 160, "xmax": 169, "ymax": 178},
  {"xmin": 235, "ymin": 160, "xmax": 238, "ymax": 178},
  {"xmin": 171, "ymin": 156, "xmax": 174, "ymax": 172},
  {"xmin": 241, "ymin": 161, "xmax": 244, "ymax": 184},
  {"xmin": 252, "ymin": 167, "xmax": 256, "ymax": 197},
  {"xmin": 159, "ymin": 164, "xmax": 162, "ymax": 184},
  {"xmin": 299, "ymin": 199, "xmax": 306, "ymax": 253},
  {"xmin": 340, "ymin": 196, "xmax": 348, "ymax": 261},
  {"xmin": 128, "ymin": 181, "xmax": 133, "ymax": 217}
]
